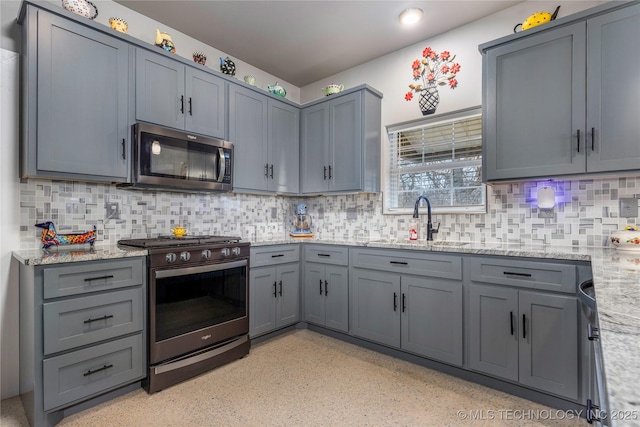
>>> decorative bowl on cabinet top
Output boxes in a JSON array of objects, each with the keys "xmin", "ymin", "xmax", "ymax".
[
  {"xmin": 62, "ymin": 0, "xmax": 98, "ymax": 19},
  {"xmin": 109, "ymin": 17, "xmax": 128, "ymax": 33},
  {"xmin": 610, "ymin": 226, "xmax": 640, "ymax": 251},
  {"xmin": 267, "ymin": 82, "xmax": 286, "ymax": 98},
  {"xmin": 322, "ymin": 84, "xmax": 344, "ymax": 96}
]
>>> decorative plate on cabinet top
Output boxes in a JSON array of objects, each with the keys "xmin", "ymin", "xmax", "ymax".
[{"xmin": 610, "ymin": 226, "xmax": 640, "ymax": 251}]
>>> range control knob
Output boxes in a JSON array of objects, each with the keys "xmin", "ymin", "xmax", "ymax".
[
  {"xmin": 220, "ymin": 248, "xmax": 231, "ymax": 257},
  {"xmin": 231, "ymin": 247, "xmax": 242, "ymax": 256},
  {"xmin": 180, "ymin": 251, "xmax": 191, "ymax": 261},
  {"xmin": 166, "ymin": 253, "xmax": 177, "ymax": 263},
  {"xmin": 201, "ymin": 249, "xmax": 212, "ymax": 259}
]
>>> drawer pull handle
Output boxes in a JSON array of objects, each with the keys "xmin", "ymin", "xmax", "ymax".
[
  {"xmin": 591, "ymin": 127, "xmax": 595, "ymax": 151},
  {"xmin": 390, "ymin": 261, "xmax": 408, "ymax": 265},
  {"xmin": 317, "ymin": 254, "xmax": 331, "ymax": 257},
  {"xmin": 402, "ymin": 293, "xmax": 406, "ymax": 313},
  {"xmin": 503, "ymin": 271, "xmax": 532, "ymax": 278},
  {"xmin": 278, "ymin": 280, "xmax": 283, "ymax": 296},
  {"xmin": 586, "ymin": 398, "xmax": 600, "ymax": 424},
  {"xmin": 510, "ymin": 311, "xmax": 514, "ymax": 335},
  {"xmin": 319, "ymin": 279, "xmax": 323, "ymax": 295},
  {"xmin": 273, "ymin": 281, "xmax": 277, "ymax": 298},
  {"xmin": 84, "ymin": 314, "xmax": 114, "ymax": 324},
  {"xmin": 588, "ymin": 323, "xmax": 599, "ymax": 341},
  {"xmin": 325, "ymin": 280, "xmax": 328, "ymax": 296},
  {"xmin": 271, "ymin": 254, "xmax": 284, "ymax": 258},
  {"xmin": 393, "ymin": 292, "xmax": 397, "ymax": 312},
  {"xmin": 84, "ymin": 275, "xmax": 114, "ymax": 282},
  {"xmin": 83, "ymin": 364, "xmax": 113, "ymax": 377},
  {"xmin": 522, "ymin": 314, "xmax": 526, "ymax": 339},
  {"xmin": 576, "ymin": 129, "xmax": 580, "ymax": 153}
]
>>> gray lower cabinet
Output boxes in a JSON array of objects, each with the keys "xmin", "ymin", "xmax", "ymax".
[
  {"xmin": 19, "ymin": 4, "xmax": 129, "ymax": 182},
  {"xmin": 300, "ymin": 86, "xmax": 382, "ymax": 194},
  {"xmin": 467, "ymin": 257, "xmax": 580, "ymax": 400},
  {"xmin": 229, "ymin": 84, "xmax": 299, "ymax": 194},
  {"xmin": 303, "ymin": 245, "xmax": 349, "ymax": 332},
  {"xmin": 304, "ymin": 263, "xmax": 349, "ymax": 333},
  {"xmin": 250, "ymin": 245, "xmax": 300, "ymax": 337},
  {"xmin": 481, "ymin": 2, "xmax": 640, "ymax": 181},
  {"xmin": 349, "ymin": 248, "xmax": 464, "ymax": 366},
  {"xmin": 19, "ymin": 257, "xmax": 146, "ymax": 427},
  {"xmin": 135, "ymin": 48, "xmax": 226, "ymax": 138}
]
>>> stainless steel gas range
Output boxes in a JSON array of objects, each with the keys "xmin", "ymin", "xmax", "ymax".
[{"xmin": 118, "ymin": 235, "xmax": 250, "ymax": 393}]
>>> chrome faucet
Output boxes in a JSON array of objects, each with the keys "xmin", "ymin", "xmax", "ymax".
[{"xmin": 413, "ymin": 195, "xmax": 440, "ymax": 241}]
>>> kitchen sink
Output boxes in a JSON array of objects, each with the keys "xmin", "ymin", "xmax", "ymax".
[
  {"xmin": 367, "ymin": 240, "xmax": 470, "ymax": 247},
  {"xmin": 429, "ymin": 241, "xmax": 470, "ymax": 247}
]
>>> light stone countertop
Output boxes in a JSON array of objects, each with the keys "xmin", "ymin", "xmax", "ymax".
[
  {"xmin": 13, "ymin": 238, "xmax": 639, "ymax": 424},
  {"xmin": 12, "ymin": 244, "xmax": 148, "ymax": 266}
]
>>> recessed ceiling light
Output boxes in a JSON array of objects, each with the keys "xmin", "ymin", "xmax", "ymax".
[{"xmin": 399, "ymin": 8, "xmax": 423, "ymax": 26}]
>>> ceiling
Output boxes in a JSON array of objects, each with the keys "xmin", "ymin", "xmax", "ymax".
[{"xmin": 115, "ymin": 1, "xmax": 524, "ymax": 87}]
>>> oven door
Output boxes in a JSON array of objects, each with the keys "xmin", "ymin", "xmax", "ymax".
[{"xmin": 149, "ymin": 259, "xmax": 248, "ymax": 364}]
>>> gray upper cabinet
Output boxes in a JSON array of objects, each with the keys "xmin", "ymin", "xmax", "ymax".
[
  {"xmin": 20, "ymin": 5, "xmax": 129, "ymax": 182},
  {"xmin": 301, "ymin": 87, "xmax": 382, "ymax": 194},
  {"xmin": 585, "ymin": 4, "xmax": 640, "ymax": 173},
  {"xmin": 229, "ymin": 84, "xmax": 299, "ymax": 194},
  {"xmin": 135, "ymin": 48, "xmax": 226, "ymax": 139},
  {"xmin": 482, "ymin": 2, "xmax": 640, "ymax": 182}
]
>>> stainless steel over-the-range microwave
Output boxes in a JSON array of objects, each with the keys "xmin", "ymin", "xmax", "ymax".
[{"xmin": 118, "ymin": 123, "xmax": 233, "ymax": 192}]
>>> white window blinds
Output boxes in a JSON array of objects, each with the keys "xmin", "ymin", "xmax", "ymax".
[{"xmin": 386, "ymin": 107, "xmax": 485, "ymax": 213}]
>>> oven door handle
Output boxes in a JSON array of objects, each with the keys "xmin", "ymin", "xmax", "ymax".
[{"xmin": 155, "ymin": 259, "xmax": 247, "ymax": 279}]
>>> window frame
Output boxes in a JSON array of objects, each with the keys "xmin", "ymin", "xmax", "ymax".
[{"xmin": 384, "ymin": 106, "xmax": 486, "ymax": 215}]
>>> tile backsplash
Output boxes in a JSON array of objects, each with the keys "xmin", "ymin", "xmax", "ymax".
[{"xmin": 18, "ymin": 175, "xmax": 640, "ymax": 250}]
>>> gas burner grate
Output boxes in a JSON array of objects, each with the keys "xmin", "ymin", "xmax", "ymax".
[{"xmin": 118, "ymin": 236, "xmax": 242, "ymax": 248}]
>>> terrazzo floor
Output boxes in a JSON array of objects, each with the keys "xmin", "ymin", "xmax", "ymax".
[{"xmin": 1, "ymin": 330, "xmax": 587, "ymax": 426}]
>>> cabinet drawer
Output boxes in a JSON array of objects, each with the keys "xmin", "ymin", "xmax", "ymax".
[
  {"xmin": 304, "ymin": 245, "xmax": 349, "ymax": 266},
  {"xmin": 43, "ymin": 287, "xmax": 144, "ymax": 355},
  {"xmin": 42, "ymin": 333, "xmax": 144, "ymax": 411},
  {"xmin": 351, "ymin": 248, "xmax": 461, "ymax": 280},
  {"xmin": 251, "ymin": 245, "xmax": 300, "ymax": 267},
  {"xmin": 43, "ymin": 258, "xmax": 144, "ymax": 299},
  {"xmin": 467, "ymin": 257, "xmax": 576, "ymax": 293}
]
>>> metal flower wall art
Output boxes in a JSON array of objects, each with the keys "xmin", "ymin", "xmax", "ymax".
[{"xmin": 404, "ymin": 47, "xmax": 461, "ymax": 115}]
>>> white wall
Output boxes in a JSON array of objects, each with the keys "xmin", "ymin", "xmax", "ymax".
[
  {"xmin": 300, "ymin": 1, "xmax": 607, "ymax": 119},
  {"xmin": 1, "ymin": 48, "xmax": 21, "ymax": 399}
]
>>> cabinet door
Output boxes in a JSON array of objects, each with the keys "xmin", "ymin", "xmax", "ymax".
[
  {"xmin": 304, "ymin": 263, "xmax": 325, "ymax": 326},
  {"xmin": 329, "ymin": 92, "xmax": 362, "ymax": 191},
  {"xmin": 324, "ymin": 265, "xmax": 349, "ymax": 333},
  {"xmin": 276, "ymin": 264, "xmax": 300, "ymax": 327},
  {"xmin": 301, "ymin": 103, "xmax": 330, "ymax": 193},
  {"xmin": 468, "ymin": 284, "xmax": 519, "ymax": 381},
  {"xmin": 401, "ymin": 276, "xmax": 463, "ymax": 366},
  {"xmin": 268, "ymin": 100, "xmax": 300, "ymax": 194},
  {"xmin": 586, "ymin": 4, "xmax": 640, "ymax": 173},
  {"xmin": 249, "ymin": 267, "xmax": 277, "ymax": 337},
  {"xmin": 483, "ymin": 23, "xmax": 586, "ymax": 181},
  {"xmin": 228, "ymin": 84, "xmax": 269, "ymax": 192},
  {"xmin": 135, "ymin": 49, "xmax": 185, "ymax": 130},
  {"xmin": 519, "ymin": 291, "xmax": 579, "ymax": 400},
  {"xmin": 36, "ymin": 13, "xmax": 128, "ymax": 180},
  {"xmin": 350, "ymin": 269, "xmax": 400, "ymax": 347},
  {"xmin": 185, "ymin": 67, "xmax": 226, "ymax": 138}
]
